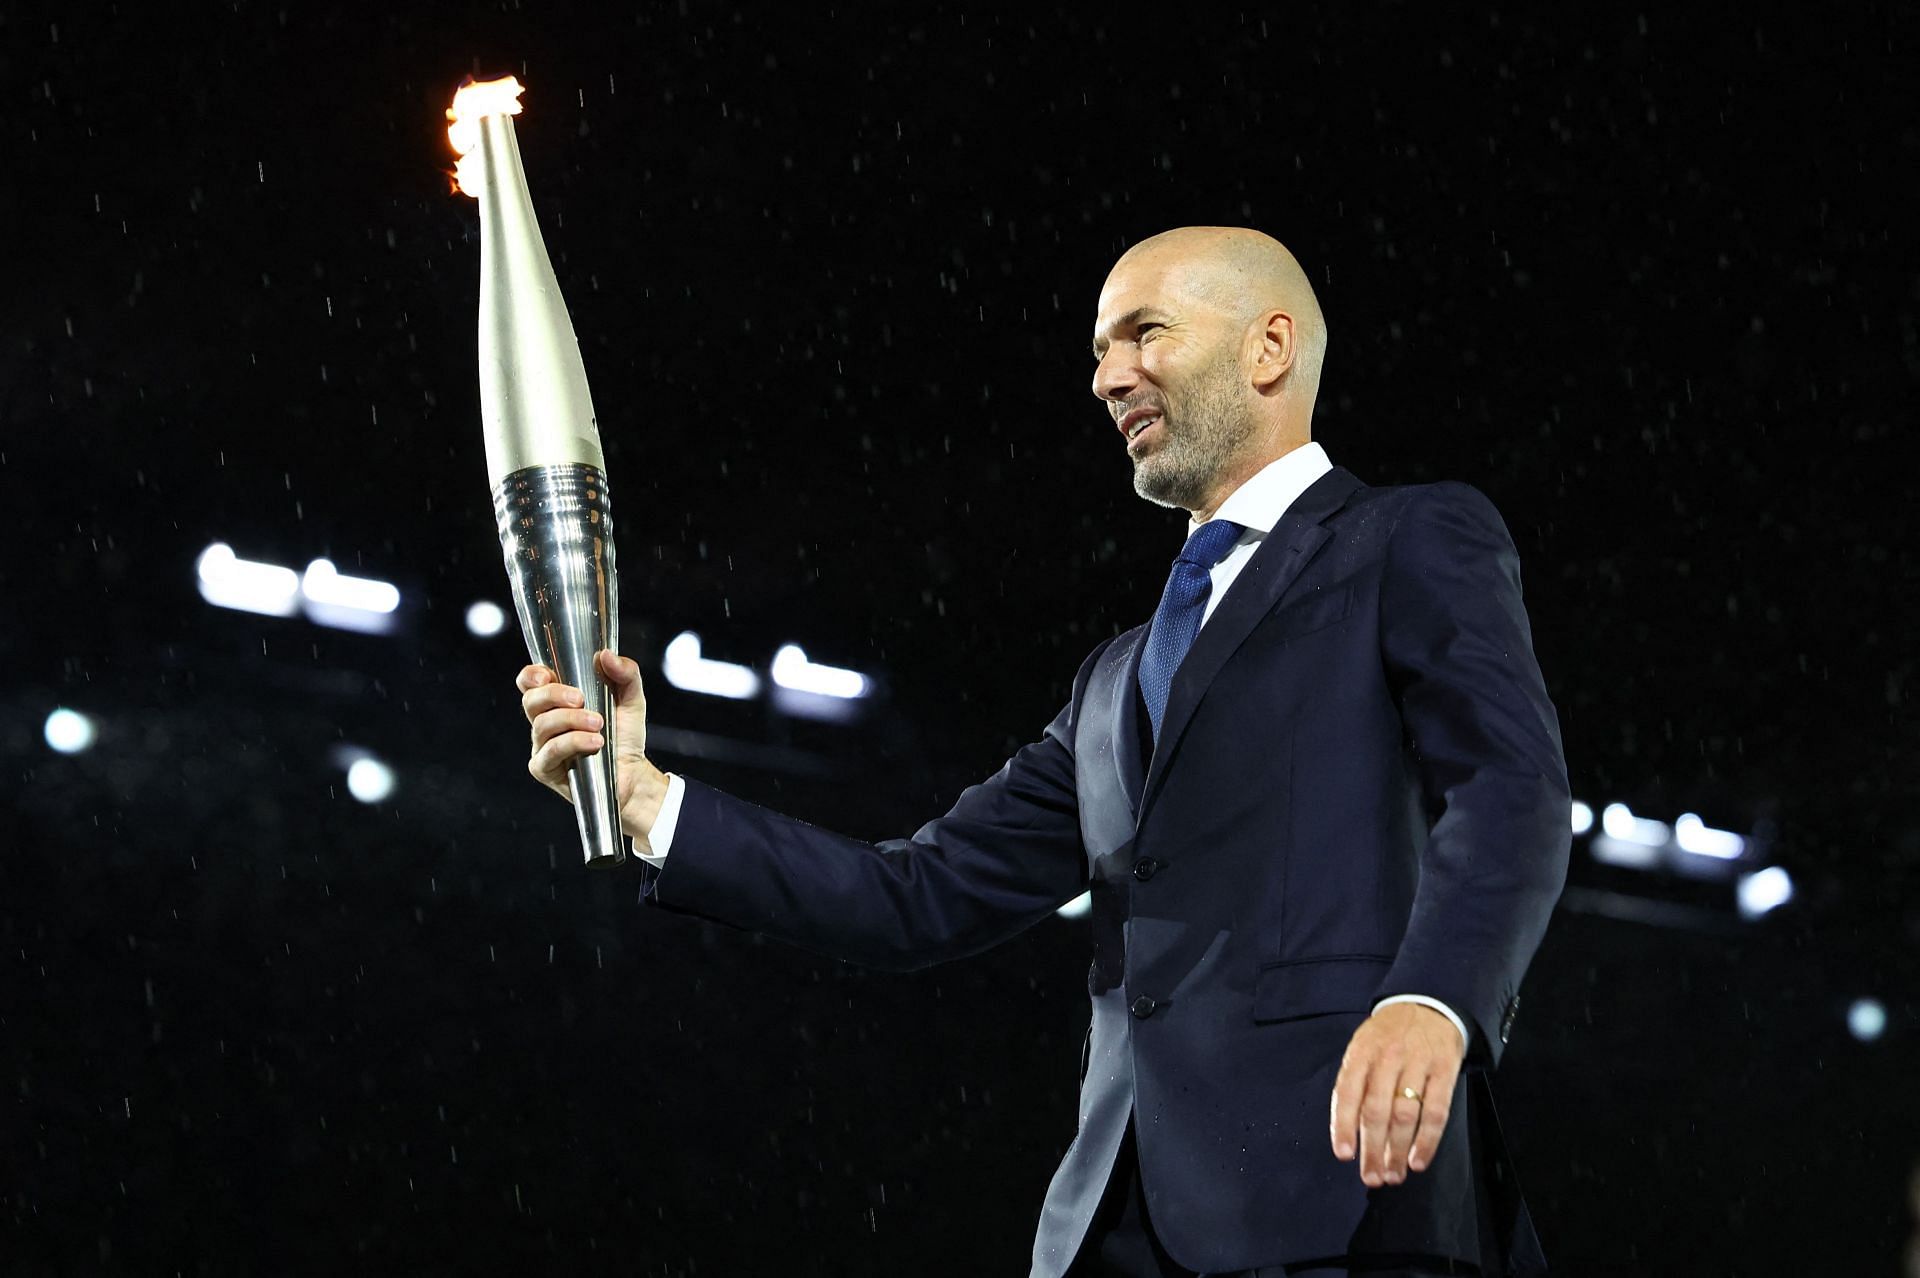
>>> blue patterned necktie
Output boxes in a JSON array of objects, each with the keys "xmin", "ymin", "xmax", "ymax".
[{"xmin": 1137, "ymin": 519, "xmax": 1246, "ymax": 743}]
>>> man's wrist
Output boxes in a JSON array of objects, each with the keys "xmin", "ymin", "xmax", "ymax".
[
  {"xmin": 1372, "ymin": 994, "xmax": 1471, "ymax": 1057},
  {"xmin": 621, "ymin": 759, "xmax": 673, "ymax": 846}
]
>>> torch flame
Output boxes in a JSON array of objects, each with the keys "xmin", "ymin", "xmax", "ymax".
[{"xmin": 445, "ymin": 75, "xmax": 526, "ymax": 196}]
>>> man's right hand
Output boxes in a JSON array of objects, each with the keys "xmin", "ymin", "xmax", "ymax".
[{"xmin": 517, "ymin": 650, "xmax": 671, "ymax": 846}]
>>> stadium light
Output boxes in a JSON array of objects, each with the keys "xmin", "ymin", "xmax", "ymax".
[
  {"xmin": 662, "ymin": 632, "xmax": 761, "ymax": 700},
  {"xmin": 1601, "ymin": 802, "xmax": 1672, "ymax": 847},
  {"xmin": 346, "ymin": 757, "xmax": 396, "ymax": 804},
  {"xmin": 44, "ymin": 708, "xmax": 97, "ymax": 754},
  {"xmin": 771, "ymin": 644, "xmax": 869, "ymax": 699},
  {"xmin": 1735, "ymin": 865, "xmax": 1793, "ymax": 920},
  {"xmin": 1673, "ymin": 813, "xmax": 1746, "ymax": 860},
  {"xmin": 197, "ymin": 543, "xmax": 401, "ymax": 633},
  {"xmin": 196, "ymin": 542, "xmax": 300, "ymax": 617},
  {"xmin": 1846, "ymin": 998, "xmax": 1886, "ymax": 1043},
  {"xmin": 301, "ymin": 559, "xmax": 400, "ymax": 614},
  {"xmin": 465, "ymin": 600, "xmax": 508, "ymax": 637},
  {"xmin": 300, "ymin": 559, "xmax": 400, "ymax": 634}
]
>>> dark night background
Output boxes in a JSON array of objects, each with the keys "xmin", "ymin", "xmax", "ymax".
[{"xmin": 4, "ymin": 2, "xmax": 1916, "ymax": 1274}]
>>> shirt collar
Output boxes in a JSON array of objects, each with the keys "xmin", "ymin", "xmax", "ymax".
[{"xmin": 1188, "ymin": 441, "xmax": 1334, "ymax": 538}]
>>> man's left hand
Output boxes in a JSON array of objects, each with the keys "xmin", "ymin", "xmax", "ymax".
[{"xmin": 1329, "ymin": 1003, "xmax": 1466, "ymax": 1187}]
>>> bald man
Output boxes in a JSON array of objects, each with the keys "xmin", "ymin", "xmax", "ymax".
[{"xmin": 518, "ymin": 228, "xmax": 1568, "ymax": 1276}]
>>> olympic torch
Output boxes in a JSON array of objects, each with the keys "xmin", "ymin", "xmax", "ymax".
[{"xmin": 447, "ymin": 77, "xmax": 624, "ymax": 868}]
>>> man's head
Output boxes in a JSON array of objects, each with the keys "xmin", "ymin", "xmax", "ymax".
[{"xmin": 1090, "ymin": 227, "xmax": 1327, "ymax": 519}]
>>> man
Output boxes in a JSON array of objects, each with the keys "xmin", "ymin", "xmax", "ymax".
[{"xmin": 516, "ymin": 227, "xmax": 1569, "ymax": 1276}]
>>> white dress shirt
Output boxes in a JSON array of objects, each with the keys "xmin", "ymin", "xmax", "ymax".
[{"xmin": 637, "ymin": 440, "xmax": 1470, "ymax": 1051}]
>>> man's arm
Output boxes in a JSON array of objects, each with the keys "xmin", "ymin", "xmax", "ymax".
[
  {"xmin": 1331, "ymin": 482, "xmax": 1571, "ymax": 1186},
  {"xmin": 1372, "ymin": 481, "xmax": 1571, "ymax": 1055},
  {"xmin": 521, "ymin": 643, "xmax": 1108, "ymax": 973},
  {"xmin": 640, "ymin": 691, "xmax": 1090, "ymax": 972}
]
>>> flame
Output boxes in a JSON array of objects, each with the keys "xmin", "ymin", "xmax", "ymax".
[{"xmin": 445, "ymin": 75, "xmax": 526, "ymax": 196}]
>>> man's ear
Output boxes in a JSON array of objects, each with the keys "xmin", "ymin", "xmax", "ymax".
[{"xmin": 1248, "ymin": 309, "xmax": 1296, "ymax": 392}]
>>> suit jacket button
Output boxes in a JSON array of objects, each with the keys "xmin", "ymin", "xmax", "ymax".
[
  {"xmin": 1131, "ymin": 857, "xmax": 1160, "ymax": 882},
  {"xmin": 1130, "ymin": 996, "xmax": 1158, "ymax": 1019}
]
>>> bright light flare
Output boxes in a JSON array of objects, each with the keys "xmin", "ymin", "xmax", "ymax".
[
  {"xmin": 466, "ymin": 600, "xmax": 508, "ymax": 637},
  {"xmin": 1571, "ymin": 800, "xmax": 1593, "ymax": 835},
  {"xmin": 346, "ymin": 757, "xmax": 396, "ymax": 804},
  {"xmin": 197, "ymin": 542, "xmax": 301, "ymax": 617},
  {"xmin": 1055, "ymin": 891, "xmax": 1092, "ymax": 920},
  {"xmin": 662, "ymin": 632, "xmax": 761, "ymax": 700},
  {"xmin": 445, "ymin": 75, "xmax": 525, "ymax": 196},
  {"xmin": 771, "ymin": 644, "xmax": 869, "ymax": 699},
  {"xmin": 1601, "ymin": 802, "xmax": 1672, "ymax": 848},
  {"xmin": 302, "ymin": 559, "xmax": 400, "ymax": 614},
  {"xmin": 1674, "ymin": 813, "xmax": 1746, "ymax": 860},
  {"xmin": 1736, "ymin": 865, "xmax": 1793, "ymax": 920},
  {"xmin": 44, "ymin": 707, "xmax": 97, "ymax": 754},
  {"xmin": 1847, "ymin": 998, "xmax": 1886, "ymax": 1043},
  {"xmin": 300, "ymin": 558, "xmax": 400, "ymax": 634}
]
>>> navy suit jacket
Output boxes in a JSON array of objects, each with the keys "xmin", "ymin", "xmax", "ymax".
[{"xmin": 641, "ymin": 467, "xmax": 1570, "ymax": 1275}]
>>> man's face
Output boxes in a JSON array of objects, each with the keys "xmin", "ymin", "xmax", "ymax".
[{"xmin": 1090, "ymin": 254, "xmax": 1256, "ymax": 513}]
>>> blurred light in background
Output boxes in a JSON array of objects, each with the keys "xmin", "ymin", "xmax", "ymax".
[
  {"xmin": 662, "ymin": 632, "xmax": 761, "ymax": 700},
  {"xmin": 300, "ymin": 558, "xmax": 400, "ymax": 614},
  {"xmin": 196, "ymin": 542, "xmax": 300, "ymax": 617},
  {"xmin": 769, "ymin": 643, "xmax": 874, "ymax": 722},
  {"xmin": 1056, "ymin": 892, "xmax": 1092, "ymax": 920},
  {"xmin": 1736, "ymin": 865, "xmax": 1794, "ymax": 920},
  {"xmin": 771, "ymin": 644, "xmax": 869, "ymax": 699},
  {"xmin": 1846, "ymin": 997, "xmax": 1886, "ymax": 1042},
  {"xmin": 1568, "ymin": 797, "xmax": 1782, "ymax": 928},
  {"xmin": 1674, "ymin": 812, "xmax": 1746, "ymax": 860},
  {"xmin": 465, "ymin": 600, "xmax": 508, "ymax": 638},
  {"xmin": 1602, "ymin": 802, "xmax": 1672, "ymax": 847},
  {"xmin": 346, "ymin": 757, "xmax": 396, "ymax": 804},
  {"xmin": 300, "ymin": 559, "xmax": 400, "ymax": 634},
  {"xmin": 196, "ymin": 543, "xmax": 399, "ymax": 633},
  {"xmin": 1591, "ymin": 801, "xmax": 1676, "ymax": 869},
  {"xmin": 43, "ymin": 708, "xmax": 97, "ymax": 754}
]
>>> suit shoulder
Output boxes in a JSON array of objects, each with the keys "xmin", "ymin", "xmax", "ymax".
[
  {"xmin": 1358, "ymin": 478, "xmax": 1511, "ymax": 535},
  {"xmin": 1353, "ymin": 476, "xmax": 1498, "ymax": 512}
]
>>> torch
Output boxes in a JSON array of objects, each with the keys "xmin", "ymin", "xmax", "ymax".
[{"xmin": 448, "ymin": 77, "xmax": 625, "ymax": 868}]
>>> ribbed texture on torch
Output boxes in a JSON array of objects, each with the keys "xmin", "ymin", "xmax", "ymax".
[{"xmin": 474, "ymin": 113, "xmax": 605, "ymax": 487}]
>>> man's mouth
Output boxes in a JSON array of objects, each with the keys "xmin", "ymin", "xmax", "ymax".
[{"xmin": 1118, "ymin": 407, "xmax": 1163, "ymax": 445}]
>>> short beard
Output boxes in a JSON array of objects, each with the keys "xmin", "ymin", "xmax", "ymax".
[{"xmin": 1131, "ymin": 348, "xmax": 1258, "ymax": 512}]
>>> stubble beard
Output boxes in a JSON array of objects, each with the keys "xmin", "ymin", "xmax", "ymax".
[{"xmin": 1130, "ymin": 348, "xmax": 1258, "ymax": 513}]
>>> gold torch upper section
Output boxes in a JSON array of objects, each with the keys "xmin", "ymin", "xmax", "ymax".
[{"xmin": 447, "ymin": 77, "xmax": 606, "ymax": 488}]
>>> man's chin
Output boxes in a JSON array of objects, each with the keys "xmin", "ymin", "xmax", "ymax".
[{"xmin": 1132, "ymin": 461, "xmax": 1202, "ymax": 512}]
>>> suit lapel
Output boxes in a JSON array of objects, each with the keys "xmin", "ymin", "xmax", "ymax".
[
  {"xmin": 1137, "ymin": 466, "xmax": 1365, "ymax": 819},
  {"xmin": 1108, "ymin": 628, "xmax": 1148, "ymax": 813}
]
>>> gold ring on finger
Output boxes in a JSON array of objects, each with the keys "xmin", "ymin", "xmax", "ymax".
[{"xmin": 1399, "ymin": 1086, "xmax": 1423, "ymax": 1104}]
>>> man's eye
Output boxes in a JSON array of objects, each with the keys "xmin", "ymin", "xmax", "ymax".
[{"xmin": 1137, "ymin": 324, "xmax": 1161, "ymax": 340}]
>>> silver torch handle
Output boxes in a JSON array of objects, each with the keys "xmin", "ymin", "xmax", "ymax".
[{"xmin": 495, "ymin": 465, "xmax": 625, "ymax": 868}]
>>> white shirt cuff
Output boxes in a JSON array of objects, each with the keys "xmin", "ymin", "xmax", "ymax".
[
  {"xmin": 634, "ymin": 773, "xmax": 686, "ymax": 866},
  {"xmin": 1372, "ymin": 994, "xmax": 1470, "ymax": 1055}
]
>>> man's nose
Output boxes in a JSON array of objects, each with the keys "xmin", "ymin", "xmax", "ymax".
[{"xmin": 1091, "ymin": 347, "xmax": 1137, "ymax": 404}]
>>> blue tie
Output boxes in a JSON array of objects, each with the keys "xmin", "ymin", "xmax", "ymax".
[{"xmin": 1137, "ymin": 519, "xmax": 1245, "ymax": 743}]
